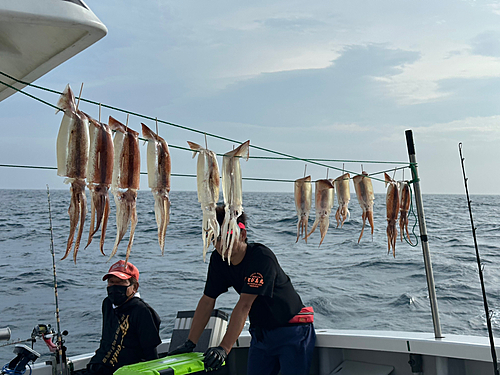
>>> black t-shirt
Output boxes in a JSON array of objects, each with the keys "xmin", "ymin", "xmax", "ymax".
[
  {"xmin": 204, "ymin": 243, "xmax": 303, "ymax": 329},
  {"xmin": 89, "ymin": 297, "xmax": 161, "ymax": 372}
]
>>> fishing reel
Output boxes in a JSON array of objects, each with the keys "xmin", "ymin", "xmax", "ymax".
[
  {"xmin": 1, "ymin": 345, "xmax": 40, "ymax": 375},
  {"xmin": 31, "ymin": 324, "xmax": 67, "ymax": 354}
]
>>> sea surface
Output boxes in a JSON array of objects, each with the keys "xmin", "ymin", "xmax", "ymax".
[{"xmin": 1, "ymin": 189, "xmax": 500, "ymax": 365}]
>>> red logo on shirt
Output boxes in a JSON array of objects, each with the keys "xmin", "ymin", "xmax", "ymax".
[{"xmin": 246, "ymin": 273, "xmax": 264, "ymax": 288}]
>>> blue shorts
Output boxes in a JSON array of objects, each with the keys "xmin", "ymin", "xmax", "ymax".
[{"xmin": 247, "ymin": 324, "xmax": 316, "ymax": 375}]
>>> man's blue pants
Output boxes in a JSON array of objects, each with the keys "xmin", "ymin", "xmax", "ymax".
[{"xmin": 247, "ymin": 323, "xmax": 316, "ymax": 375}]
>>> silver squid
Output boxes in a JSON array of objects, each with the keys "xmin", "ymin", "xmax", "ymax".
[
  {"xmin": 334, "ymin": 173, "xmax": 350, "ymax": 227},
  {"xmin": 109, "ymin": 116, "xmax": 141, "ymax": 265},
  {"xmin": 188, "ymin": 141, "xmax": 220, "ymax": 261},
  {"xmin": 85, "ymin": 115, "xmax": 114, "ymax": 254},
  {"xmin": 305, "ymin": 179, "xmax": 334, "ymax": 246},
  {"xmin": 221, "ymin": 140, "xmax": 250, "ymax": 264},
  {"xmin": 385, "ymin": 173, "xmax": 400, "ymax": 257},
  {"xmin": 353, "ymin": 172, "xmax": 375, "ymax": 243},
  {"xmin": 56, "ymin": 84, "xmax": 89, "ymax": 263},
  {"xmin": 142, "ymin": 123, "xmax": 171, "ymax": 255},
  {"xmin": 294, "ymin": 176, "xmax": 312, "ymax": 243}
]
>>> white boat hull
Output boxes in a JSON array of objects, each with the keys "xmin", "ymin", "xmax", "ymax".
[{"xmin": 28, "ymin": 329, "xmax": 498, "ymax": 375}]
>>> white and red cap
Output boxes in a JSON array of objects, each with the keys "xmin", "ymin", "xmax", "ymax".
[{"xmin": 103, "ymin": 260, "xmax": 139, "ymax": 281}]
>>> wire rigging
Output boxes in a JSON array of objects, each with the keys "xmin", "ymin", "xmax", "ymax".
[{"xmin": 0, "ymin": 71, "xmax": 410, "ymax": 184}]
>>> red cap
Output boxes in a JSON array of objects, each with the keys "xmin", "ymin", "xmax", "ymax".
[{"xmin": 103, "ymin": 260, "xmax": 139, "ymax": 281}]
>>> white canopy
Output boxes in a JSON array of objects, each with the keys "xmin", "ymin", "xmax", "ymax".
[{"xmin": 0, "ymin": 0, "xmax": 107, "ymax": 102}]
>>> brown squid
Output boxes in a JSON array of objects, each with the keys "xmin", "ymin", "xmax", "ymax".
[
  {"xmin": 85, "ymin": 115, "xmax": 114, "ymax": 254},
  {"xmin": 56, "ymin": 84, "xmax": 89, "ymax": 263},
  {"xmin": 399, "ymin": 180, "xmax": 413, "ymax": 244},
  {"xmin": 305, "ymin": 179, "xmax": 334, "ymax": 246},
  {"xmin": 385, "ymin": 173, "xmax": 400, "ymax": 257},
  {"xmin": 353, "ymin": 172, "xmax": 375, "ymax": 243},
  {"xmin": 109, "ymin": 116, "xmax": 141, "ymax": 265},
  {"xmin": 221, "ymin": 140, "xmax": 250, "ymax": 264},
  {"xmin": 334, "ymin": 173, "xmax": 350, "ymax": 227},
  {"xmin": 294, "ymin": 176, "xmax": 312, "ymax": 243},
  {"xmin": 142, "ymin": 123, "xmax": 171, "ymax": 255}
]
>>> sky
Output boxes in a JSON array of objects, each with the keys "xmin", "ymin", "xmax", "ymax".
[{"xmin": 1, "ymin": 0, "xmax": 500, "ymax": 195}]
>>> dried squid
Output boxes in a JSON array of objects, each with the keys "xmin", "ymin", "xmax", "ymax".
[
  {"xmin": 188, "ymin": 141, "xmax": 220, "ymax": 261},
  {"xmin": 334, "ymin": 173, "xmax": 350, "ymax": 227},
  {"xmin": 385, "ymin": 173, "xmax": 400, "ymax": 257},
  {"xmin": 142, "ymin": 123, "xmax": 171, "ymax": 255},
  {"xmin": 56, "ymin": 84, "xmax": 89, "ymax": 263},
  {"xmin": 353, "ymin": 172, "xmax": 375, "ymax": 243},
  {"xmin": 305, "ymin": 179, "xmax": 334, "ymax": 246},
  {"xmin": 399, "ymin": 180, "xmax": 413, "ymax": 244},
  {"xmin": 221, "ymin": 140, "xmax": 250, "ymax": 264},
  {"xmin": 109, "ymin": 116, "xmax": 141, "ymax": 265},
  {"xmin": 85, "ymin": 115, "xmax": 114, "ymax": 254},
  {"xmin": 294, "ymin": 176, "xmax": 312, "ymax": 243}
]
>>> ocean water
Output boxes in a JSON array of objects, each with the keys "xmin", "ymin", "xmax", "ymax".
[{"xmin": 1, "ymin": 189, "xmax": 500, "ymax": 365}]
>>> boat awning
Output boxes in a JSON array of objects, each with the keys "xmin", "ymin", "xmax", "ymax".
[{"xmin": 0, "ymin": 0, "xmax": 107, "ymax": 102}]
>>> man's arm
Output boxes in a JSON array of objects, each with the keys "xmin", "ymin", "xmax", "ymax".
[
  {"xmin": 188, "ymin": 294, "xmax": 216, "ymax": 344},
  {"xmin": 219, "ymin": 293, "xmax": 257, "ymax": 354}
]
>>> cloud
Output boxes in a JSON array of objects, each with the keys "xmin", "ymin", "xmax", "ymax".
[
  {"xmin": 470, "ymin": 30, "xmax": 500, "ymax": 57},
  {"xmin": 176, "ymin": 44, "xmax": 420, "ymax": 129},
  {"xmin": 414, "ymin": 115, "xmax": 500, "ymax": 143}
]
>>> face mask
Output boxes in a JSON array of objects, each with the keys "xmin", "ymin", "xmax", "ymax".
[{"xmin": 107, "ymin": 285, "xmax": 130, "ymax": 306}]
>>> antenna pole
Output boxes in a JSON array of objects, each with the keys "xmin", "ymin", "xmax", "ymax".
[
  {"xmin": 405, "ymin": 130, "xmax": 443, "ymax": 339},
  {"xmin": 46, "ymin": 185, "xmax": 69, "ymax": 375},
  {"xmin": 459, "ymin": 143, "xmax": 499, "ymax": 375}
]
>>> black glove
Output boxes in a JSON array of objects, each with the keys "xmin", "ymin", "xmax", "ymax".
[
  {"xmin": 167, "ymin": 339, "xmax": 196, "ymax": 355},
  {"xmin": 203, "ymin": 346, "xmax": 227, "ymax": 371}
]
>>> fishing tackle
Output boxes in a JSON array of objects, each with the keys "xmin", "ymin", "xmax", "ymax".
[
  {"xmin": 46, "ymin": 186, "xmax": 71, "ymax": 375},
  {"xmin": 459, "ymin": 143, "xmax": 499, "ymax": 375}
]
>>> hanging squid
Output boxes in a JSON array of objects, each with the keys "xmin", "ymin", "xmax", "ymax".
[
  {"xmin": 334, "ymin": 173, "xmax": 350, "ymax": 227},
  {"xmin": 56, "ymin": 84, "xmax": 89, "ymax": 263},
  {"xmin": 221, "ymin": 140, "xmax": 250, "ymax": 264},
  {"xmin": 399, "ymin": 180, "xmax": 413, "ymax": 244},
  {"xmin": 353, "ymin": 172, "xmax": 375, "ymax": 243},
  {"xmin": 188, "ymin": 141, "xmax": 220, "ymax": 261},
  {"xmin": 385, "ymin": 173, "xmax": 400, "ymax": 257},
  {"xmin": 294, "ymin": 176, "xmax": 312, "ymax": 243},
  {"xmin": 109, "ymin": 116, "xmax": 141, "ymax": 265},
  {"xmin": 85, "ymin": 115, "xmax": 114, "ymax": 254},
  {"xmin": 305, "ymin": 179, "xmax": 334, "ymax": 246},
  {"xmin": 142, "ymin": 123, "xmax": 171, "ymax": 255}
]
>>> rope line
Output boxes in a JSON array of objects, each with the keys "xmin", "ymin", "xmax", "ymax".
[
  {"xmin": 0, "ymin": 71, "xmax": 410, "ymax": 184},
  {"xmin": 0, "ymin": 164, "xmax": 297, "ymax": 183},
  {"xmin": 403, "ymin": 183, "xmax": 419, "ymax": 247}
]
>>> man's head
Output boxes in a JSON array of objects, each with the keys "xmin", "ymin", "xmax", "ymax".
[{"xmin": 103, "ymin": 260, "xmax": 139, "ymax": 305}]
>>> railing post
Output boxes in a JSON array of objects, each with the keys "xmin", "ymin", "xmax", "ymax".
[{"xmin": 405, "ymin": 130, "xmax": 443, "ymax": 339}]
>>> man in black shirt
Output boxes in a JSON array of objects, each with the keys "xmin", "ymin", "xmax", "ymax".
[
  {"xmin": 86, "ymin": 260, "xmax": 162, "ymax": 375},
  {"xmin": 169, "ymin": 207, "xmax": 316, "ymax": 375}
]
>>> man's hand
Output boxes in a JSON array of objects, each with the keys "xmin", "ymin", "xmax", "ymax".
[
  {"xmin": 203, "ymin": 346, "xmax": 227, "ymax": 371},
  {"xmin": 167, "ymin": 339, "xmax": 196, "ymax": 355}
]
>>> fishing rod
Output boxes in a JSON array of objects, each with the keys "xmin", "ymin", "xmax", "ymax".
[
  {"xmin": 458, "ymin": 143, "xmax": 499, "ymax": 375},
  {"xmin": 46, "ymin": 185, "xmax": 69, "ymax": 375}
]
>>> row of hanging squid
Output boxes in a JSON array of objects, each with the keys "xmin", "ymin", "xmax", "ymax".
[
  {"xmin": 56, "ymin": 84, "xmax": 171, "ymax": 264},
  {"xmin": 56, "ymin": 83, "xmax": 249, "ymax": 265},
  {"xmin": 55, "ymin": 84, "xmax": 412, "ymax": 264},
  {"xmin": 294, "ymin": 171, "xmax": 413, "ymax": 257}
]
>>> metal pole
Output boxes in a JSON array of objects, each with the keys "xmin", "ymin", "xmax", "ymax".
[{"xmin": 405, "ymin": 130, "xmax": 443, "ymax": 339}]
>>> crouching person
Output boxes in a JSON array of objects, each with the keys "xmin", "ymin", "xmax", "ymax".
[{"xmin": 86, "ymin": 260, "xmax": 161, "ymax": 375}]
